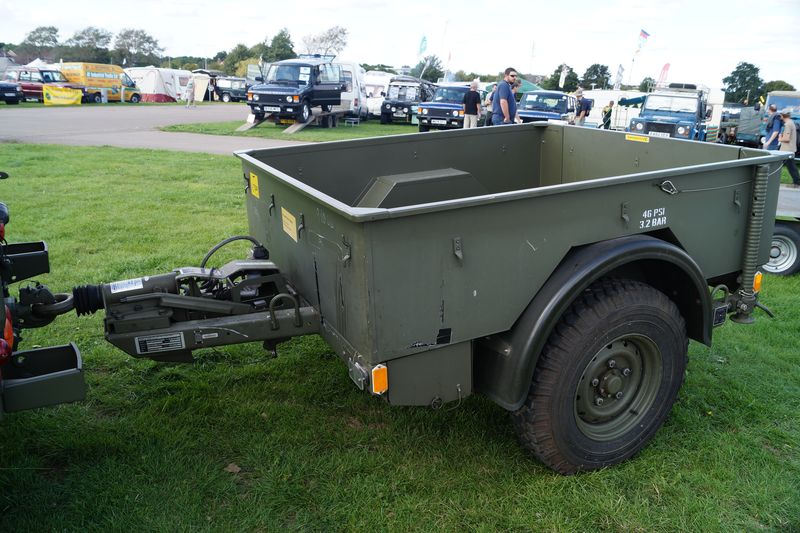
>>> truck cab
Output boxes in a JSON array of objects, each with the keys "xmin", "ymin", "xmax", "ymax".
[
  {"xmin": 379, "ymin": 75, "xmax": 437, "ymax": 124},
  {"xmin": 628, "ymin": 83, "xmax": 711, "ymax": 141},
  {"xmin": 417, "ymin": 83, "xmax": 484, "ymax": 131},
  {"xmin": 517, "ymin": 90, "xmax": 576, "ymax": 123},
  {"xmin": 246, "ymin": 56, "xmax": 344, "ymax": 123}
]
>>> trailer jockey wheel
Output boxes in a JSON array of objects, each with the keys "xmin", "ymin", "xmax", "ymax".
[{"xmin": 512, "ymin": 278, "xmax": 687, "ymax": 474}]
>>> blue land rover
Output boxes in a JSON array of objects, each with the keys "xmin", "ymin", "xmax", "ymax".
[{"xmin": 517, "ymin": 90, "xmax": 576, "ymax": 123}]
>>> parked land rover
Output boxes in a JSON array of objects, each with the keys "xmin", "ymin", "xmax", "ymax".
[
  {"xmin": 0, "ymin": 81, "xmax": 23, "ymax": 104},
  {"xmin": 4, "ymin": 67, "xmax": 86, "ymax": 102},
  {"xmin": 215, "ymin": 76, "xmax": 249, "ymax": 102},
  {"xmin": 417, "ymin": 83, "xmax": 485, "ymax": 131},
  {"xmin": 379, "ymin": 76, "xmax": 437, "ymax": 124},
  {"xmin": 517, "ymin": 90, "xmax": 576, "ymax": 123},
  {"xmin": 246, "ymin": 56, "xmax": 344, "ymax": 123}
]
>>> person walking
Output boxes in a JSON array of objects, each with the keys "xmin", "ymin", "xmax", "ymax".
[
  {"xmin": 492, "ymin": 68, "xmax": 518, "ymax": 126},
  {"xmin": 778, "ymin": 109, "xmax": 800, "ymax": 187},
  {"xmin": 601, "ymin": 101, "xmax": 614, "ymax": 129},
  {"xmin": 462, "ymin": 81, "xmax": 482, "ymax": 128},
  {"xmin": 763, "ymin": 104, "xmax": 782, "ymax": 150},
  {"xmin": 185, "ymin": 75, "xmax": 196, "ymax": 108}
]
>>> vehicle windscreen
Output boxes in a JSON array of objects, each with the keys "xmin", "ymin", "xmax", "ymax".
[
  {"xmin": 766, "ymin": 95, "xmax": 800, "ymax": 116},
  {"xmin": 520, "ymin": 93, "xmax": 567, "ymax": 113},
  {"xmin": 266, "ymin": 64, "xmax": 311, "ymax": 86},
  {"xmin": 433, "ymin": 87, "xmax": 468, "ymax": 104},
  {"xmin": 643, "ymin": 95, "xmax": 697, "ymax": 113},
  {"xmin": 41, "ymin": 70, "xmax": 67, "ymax": 83},
  {"xmin": 366, "ymin": 84, "xmax": 385, "ymax": 97},
  {"xmin": 120, "ymin": 73, "xmax": 136, "ymax": 87},
  {"xmin": 387, "ymin": 84, "xmax": 418, "ymax": 102}
]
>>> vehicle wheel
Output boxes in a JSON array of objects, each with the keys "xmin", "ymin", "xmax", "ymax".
[
  {"xmin": 8, "ymin": 100, "xmax": 19, "ymax": 105},
  {"xmin": 418, "ymin": 125, "xmax": 430, "ymax": 132},
  {"xmin": 253, "ymin": 112, "xmax": 265, "ymax": 122},
  {"xmin": 512, "ymin": 278, "xmax": 687, "ymax": 474},
  {"xmin": 222, "ymin": 93, "xmax": 231, "ymax": 103},
  {"xmin": 129, "ymin": 94, "xmax": 140, "ymax": 104},
  {"xmin": 321, "ymin": 104, "xmax": 332, "ymax": 112},
  {"xmin": 301, "ymin": 102, "xmax": 311, "ymax": 123},
  {"xmin": 92, "ymin": 92, "xmax": 102, "ymax": 104},
  {"xmin": 763, "ymin": 222, "xmax": 800, "ymax": 276},
  {"xmin": 380, "ymin": 112, "xmax": 391, "ymax": 125}
]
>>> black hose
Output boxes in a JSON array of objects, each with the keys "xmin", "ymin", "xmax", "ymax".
[{"xmin": 200, "ymin": 235, "xmax": 265, "ymax": 269}]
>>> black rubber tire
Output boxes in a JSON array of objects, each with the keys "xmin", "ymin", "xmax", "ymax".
[
  {"xmin": 512, "ymin": 278, "xmax": 687, "ymax": 474},
  {"xmin": 222, "ymin": 93, "xmax": 231, "ymax": 103},
  {"xmin": 91, "ymin": 92, "xmax": 102, "ymax": 104},
  {"xmin": 129, "ymin": 94, "xmax": 140, "ymax": 104},
  {"xmin": 253, "ymin": 112, "xmax": 265, "ymax": 121},
  {"xmin": 418, "ymin": 124, "xmax": 430, "ymax": 132},
  {"xmin": 8, "ymin": 100, "xmax": 19, "ymax": 105},
  {"xmin": 380, "ymin": 112, "xmax": 391, "ymax": 125},
  {"xmin": 301, "ymin": 102, "xmax": 311, "ymax": 123},
  {"xmin": 321, "ymin": 104, "xmax": 332, "ymax": 112},
  {"xmin": 763, "ymin": 222, "xmax": 800, "ymax": 276}
]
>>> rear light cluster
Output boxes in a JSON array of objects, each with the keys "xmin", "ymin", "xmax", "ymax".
[{"xmin": 0, "ymin": 304, "xmax": 13, "ymax": 364}]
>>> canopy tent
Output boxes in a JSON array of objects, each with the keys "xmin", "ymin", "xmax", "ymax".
[{"xmin": 124, "ymin": 66, "xmax": 196, "ymax": 102}]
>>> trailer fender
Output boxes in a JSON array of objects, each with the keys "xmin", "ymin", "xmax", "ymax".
[{"xmin": 474, "ymin": 234, "xmax": 712, "ymax": 411}]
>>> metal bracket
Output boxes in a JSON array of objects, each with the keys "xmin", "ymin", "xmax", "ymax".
[
  {"xmin": 733, "ymin": 189, "xmax": 741, "ymax": 211},
  {"xmin": 268, "ymin": 194, "xmax": 276, "ymax": 216},
  {"xmin": 620, "ymin": 202, "xmax": 630, "ymax": 227},
  {"xmin": 341, "ymin": 236, "xmax": 352, "ymax": 266},
  {"xmin": 659, "ymin": 180, "xmax": 679, "ymax": 195},
  {"xmin": 297, "ymin": 213, "xmax": 305, "ymax": 238},
  {"xmin": 453, "ymin": 237, "xmax": 464, "ymax": 263}
]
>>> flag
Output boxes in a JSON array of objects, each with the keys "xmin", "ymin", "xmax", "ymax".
[
  {"xmin": 558, "ymin": 65, "xmax": 569, "ymax": 89},
  {"xmin": 636, "ymin": 29, "xmax": 650, "ymax": 55},
  {"xmin": 418, "ymin": 36, "xmax": 427, "ymax": 57},
  {"xmin": 122, "ymin": 57, "xmax": 127, "ymax": 66},
  {"xmin": 656, "ymin": 63, "xmax": 670, "ymax": 87},
  {"xmin": 613, "ymin": 64, "xmax": 624, "ymax": 90}
]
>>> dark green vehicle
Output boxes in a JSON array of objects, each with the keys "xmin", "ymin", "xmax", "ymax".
[{"xmin": 1, "ymin": 126, "xmax": 790, "ymax": 474}]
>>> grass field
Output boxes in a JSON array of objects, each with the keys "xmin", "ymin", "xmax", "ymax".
[
  {"xmin": 162, "ymin": 119, "xmax": 417, "ymax": 142},
  {"xmin": 0, "ymin": 143, "xmax": 798, "ymax": 531}
]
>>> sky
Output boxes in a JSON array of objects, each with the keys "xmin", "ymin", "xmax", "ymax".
[{"xmin": 1, "ymin": 0, "xmax": 799, "ymax": 95}]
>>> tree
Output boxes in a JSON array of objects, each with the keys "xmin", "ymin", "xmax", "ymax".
[
  {"xmin": 213, "ymin": 51, "xmax": 228, "ymax": 62},
  {"xmin": 267, "ymin": 28, "xmax": 295, "ymax": 61},
  {"xmin": 16, "ymin": 26, "xmax": 60, "ymax": 61},
  {"xmin": 223, "ymin": 44, "xmax": 250, "ymax": 75},
  {"xmin": 763, "ymin": 80, "xmax": 796, "ymax": 93},
  {"xmin": 66, "ymin": 26, "xmax": 112, "ymax": 49},
  {"xmin": 301, "ymin": 26, "xmax": 348, "ymax": 57},
  {"xmin": 58, "ymin": 26, "xmax": 112, "ymax": 63},
  {"xmin": 410, "ymin": 55, "xmax": 443, "ymax": 82},
  {"xmin": 639, "ymin": 76, "xmax": 655, "ymax": 92},
  {"xmin": 113, "ymin": 29, "xmax": 163, "ymax": 66},
  {"xmin": 722, "ymin": 62, "xmax": 763, "ymax": 104},
  {"xmin": 581, "ymin": 64, "xmax": 610, "ymax": 89},
  {"xmin": 540, "ymin": 64, "xmax": 579, "ymax": 92}
]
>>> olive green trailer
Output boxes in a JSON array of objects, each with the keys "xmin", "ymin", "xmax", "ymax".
[{"xmin": 231, "ymin": 123, "xmax": 786, "ymax": 472}]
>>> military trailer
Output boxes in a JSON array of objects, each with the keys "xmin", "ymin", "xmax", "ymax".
[{"xmin": 0, "ymin": 125, "xmax": 790, "ymax": 474}]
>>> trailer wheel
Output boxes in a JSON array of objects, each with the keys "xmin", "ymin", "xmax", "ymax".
[
  {"xmin": 300, "ymin": 102, "xmax": 311, "ymax": 123},
  {"xmin": 222, "ymin": 93, "xmax": 231, "ymax": 103},
  {"xmin": 512, "ymin": 278, "xmax": 687, "ymax": 474},
  {"xmin": 763, "ymin": 222, "xmax": 800, "ymax": 276}
]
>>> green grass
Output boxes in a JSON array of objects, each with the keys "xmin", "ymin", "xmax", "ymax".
[
  {"xmin": 0, "ymin": 143, "xmax": 798, "ymax": 531},
  {"xmin": 162, "ymin": 119, "xmax": 418, "ymax": 142}
]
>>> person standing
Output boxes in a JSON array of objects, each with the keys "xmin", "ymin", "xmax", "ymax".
[
  {"xmin": 462, "ymin": 81, "xmax": 482, "ymax": 128},
  {"xmin": 763, "ymin": 104, "xmax": 782, "ymax": 150},
  {"xmin": 185, "ymin": 75, "xmax": 196, "ymax": 108},
  {"xmin": 571, "ymin": 88, "xmax": 590, "ymax": 126},
  {"xmin": 778, "ymin": 109, "xmax": 800, "ymax": 187},
  {"xmin": 602, "ymin": 101, "xmax": 614, "ymax": 129},
  {"xmin": 492, "ymin": 67, "xmax": 518, "ymax": 126},
  {"xmin": 483, "ymin": 84, "xmax": 496, "ymax": 126}
]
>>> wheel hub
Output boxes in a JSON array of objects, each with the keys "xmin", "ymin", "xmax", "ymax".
[{"xmin": 574, "ymin": 334, "xmax": 662, "ymax": 441}]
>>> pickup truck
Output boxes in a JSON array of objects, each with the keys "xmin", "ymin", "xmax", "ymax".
[{"xmin": 1, "ymin": 126, "xmax": 788, "ymax": 475}]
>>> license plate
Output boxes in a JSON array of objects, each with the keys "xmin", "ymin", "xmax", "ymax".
[
  {"xmin": 279, "ymin": 119, "xmax": 295, "ymax": 125},
  {"xmin": 431, "ymin": 119, "xmax": 447, "ymax": 125},
  {"xmin": 393, "ymin": 112, "xmax": 406, "ymax": 117},
  {"xmin": 4, "ymin": 93, "xmax": 15, "ymax": 97},
  {"xmin": 648, "ymin": 131, "xmax": 671, "ymax": 138},
  {"xmin": 265, "ymin": 106, "xmax": 281, "ymax": 112}
]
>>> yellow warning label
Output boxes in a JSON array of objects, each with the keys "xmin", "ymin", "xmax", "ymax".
[
  {"xmin": 281, "ymin": 207, "xmax": 298, "ymax": 242},
  {"xmin": 625, "ymin": 134, "xmax": 650, "ymax": 143},
  {"xmin": 249, "ymin": 172, "xmax": 260, "ymax": 198}
]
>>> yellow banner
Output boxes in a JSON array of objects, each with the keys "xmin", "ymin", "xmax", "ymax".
[{"xmin": 43, "ymin": 86, "xmax": 83, "ymax": 106}]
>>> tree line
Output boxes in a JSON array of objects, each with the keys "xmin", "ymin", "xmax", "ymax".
[{"xmin": 2, "ymin": 26, "xmax": 795, "ymax": 100}]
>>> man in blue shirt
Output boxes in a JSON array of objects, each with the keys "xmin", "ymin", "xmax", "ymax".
[
  {"xmin": 492, "ymin": 67, "xmax": 518, "ymax": 125},
  {"xmin": 763, "ymin": 104, "xmax": 782, "ymax": 150}
]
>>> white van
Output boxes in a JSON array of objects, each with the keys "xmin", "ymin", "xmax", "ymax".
[
  {"xmin": 333, "ymin": 60, "xmax": 368, "ymax": 120},
  {"xmin": 364, "ymin": 71, "xmax": 394, "ymax": 118}
]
